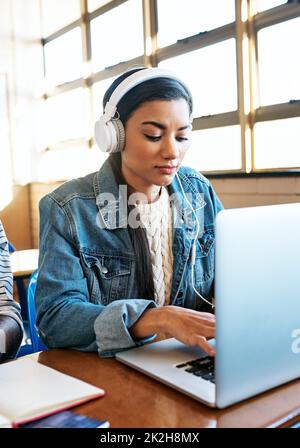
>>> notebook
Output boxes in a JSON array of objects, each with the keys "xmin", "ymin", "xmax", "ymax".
[
  {"xmin": 117, "ymin": 202, "xmax": 300, "ymax": 408},
  {"xmin": 0, "ymin": 357, "xmax": 105, "ymax": 428}
]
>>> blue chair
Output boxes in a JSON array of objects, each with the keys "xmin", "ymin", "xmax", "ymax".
[
  {"xmin": 27, "ymin": 270, "xmax": 48, "ymax": 352},
  {"xmin": 18, "ymin": 270, "xmax": 48, "ymax": 356},
  {"xmin": 8, "ymin": 241, "xmax": 16, "ymax": 253},
  {"xmin": 8, "ymin": 241, "xmax": 28, "ymax": 321}
]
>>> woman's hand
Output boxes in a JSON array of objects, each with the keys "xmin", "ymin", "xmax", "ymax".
[
  {"xmin": 129, "ymin": 305, "xmax": 215, "ymax": 356},
  {"xmin": 162, "ymin": 306, "xmax": 215, "ymax": 356}
]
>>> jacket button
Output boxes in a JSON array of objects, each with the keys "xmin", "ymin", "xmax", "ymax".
[{"xmin": 101, "ymin": 266, "xmax": 108, "ymax": 274}]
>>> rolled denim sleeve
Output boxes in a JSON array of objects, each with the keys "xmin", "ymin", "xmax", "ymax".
[
  {"xmin": 36, "ymin": 195, "xmax": 157, "ymax": 355},
  {"xmin": 36, "ymin": 196, "xmax": 98, "ymax": 350},
  {"xmin": 94, "ymin": 299, "xmax": 157, "ymax": 357}
]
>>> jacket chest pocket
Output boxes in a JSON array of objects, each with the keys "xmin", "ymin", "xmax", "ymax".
[
  {"xmin": 194, "ymin": 228, "xmax": 215, "ymax": 282},
  {"xmin": 178, "ymin": 228, "xmax": 215, "ymax": 310},
  {"xmin": 80, "ymin": 252, "xmax": 132, "ymax": 305}
]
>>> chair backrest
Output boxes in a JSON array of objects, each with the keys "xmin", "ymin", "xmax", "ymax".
[
  {"xmin": 27, "ymin": 270, "xmax": 48, "ymax": 352},
  {"xmin": 8, "ymin": 241, "xmax": 16, "ymax": 253}
]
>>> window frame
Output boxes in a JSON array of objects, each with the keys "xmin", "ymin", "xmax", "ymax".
[{"xmin": 39, "ymin": 0, "xmax": 300, "ymax": 174}]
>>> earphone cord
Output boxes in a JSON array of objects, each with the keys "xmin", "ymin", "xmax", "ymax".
[{"xmin": 175, "ymin": 173, "xmax": 215, "ymax": 310}]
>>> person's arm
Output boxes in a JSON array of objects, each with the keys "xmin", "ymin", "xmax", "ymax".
[
  {"xmin": 0, "ymin": 221, "xmax": 24, "ymax": 362},
  {"xmin": 208, "ymin": 180, "xmax": 224, "ymax": 215},
  {"xmin": 36, "ymin": 195, "xmax": 157, "ymax": 356},
  {"xmin": 36, "ymin": 195, "xmax": 215, "ymax": 358}
]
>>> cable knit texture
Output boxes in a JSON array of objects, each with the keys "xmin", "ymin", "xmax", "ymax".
[{"xmin": 136, "ymin": 187, "xmax": 173, "ymax": 306}]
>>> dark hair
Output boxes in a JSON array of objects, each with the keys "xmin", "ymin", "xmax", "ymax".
[
  {"xmin": 108, "ymin": 151, "xmax": 155, "ymax": 300},
  {"xmin": 104, "ymin": 67, "xmax": 193, "ymax": 300}
]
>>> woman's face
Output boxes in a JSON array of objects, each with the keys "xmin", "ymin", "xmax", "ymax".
[{"xmin": 121, "ymin": 98, "xmax": 192, "ymax": 200}]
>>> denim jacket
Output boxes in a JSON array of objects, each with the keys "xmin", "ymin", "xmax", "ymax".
[{"xmin": 35, "ymin": 159, "xmax": 223, "ymax": 357}]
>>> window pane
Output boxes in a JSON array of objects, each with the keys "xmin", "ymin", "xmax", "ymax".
[
  {"xmin": 41, "ymin": 0, "xmax": 80, "ymax": 37},
  {"xmin": 159, "ymin": 39, "xmax": 237, "ymax": 117},
  {"xmin": 35, "ymin": 145, "xmax": 108, "ymax": 182},
  {"xmin": 36, "ymin": 88, "xmax": 90, "ymax": 150},
  {"xmin": 183, "ymin": 126, "xmax": 241, "ymax": 172},
  {"xmin": 254, "ymin": 118, "xmax": 300, "ymax": 169},
  {"xmin": 0, "ymin": 75, "xmax": 13, "ymax": 209},
  {"xmin": 256, "ymin": 0, "xmax": 286, "ymax": 13},
  {"xmin": 258, "ymin": 18, "xmax": 300, "ymax": 106},
  {"xmin": 92, "ymin": 76, "xmax": 117, "ymax": 121},
  {"xmin": 44, "ymin": 28, "xmax": 83, "ymax": 87},
  {"xmin": 88, "ymin": 0, "xmax": 111, "ymax": 12},
  {"xmin": 157, "ymin": 0, "xmax": 235, "ymax": 48},
  {"xmin": 91, "ymin": 0, "xmax": 144, "ymax": 72}
]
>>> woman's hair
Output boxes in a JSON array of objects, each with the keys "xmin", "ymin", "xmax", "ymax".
[{"xmin": 104, "ymin": 67, "xmax": 193, "ymax": 300}]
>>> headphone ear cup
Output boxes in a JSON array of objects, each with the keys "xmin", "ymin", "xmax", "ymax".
[
  {"xmin": 95, "ymin": 116, "xmax": 113, "ymax": 153},
  {"xmin": 111, "ymin": 118, "xmax": 125, "ymax": 153},
  {"xmin": 94, "ymin": 116, "xmax": 125, "ymax": 153}
]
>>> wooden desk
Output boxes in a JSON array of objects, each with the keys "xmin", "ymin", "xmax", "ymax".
[
  {"xmin": 33, "ymin": 349, "xmax": 300, "ymax": 428},
  {"xmin": 10, "ymin": 249, "xmax": 39, "ymax": 278}
]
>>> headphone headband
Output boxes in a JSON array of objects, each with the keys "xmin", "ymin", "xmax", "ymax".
[{"xmin": 103, "ymin": 67, "xmax": 191, "ymax": 120}]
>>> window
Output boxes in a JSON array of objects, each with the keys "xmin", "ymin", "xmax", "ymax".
[
  {"xmin": 36, "ymin": 144, "xmax": 87, "ymax": 182},
  {"xmin": 183, "ymin": 126, "xmax": 242, "ymax": 172},
  {"xmin": 38, "ymin": 0, "xmax": 300, "ymax": 178},
  {"xmin": 157, "ymin": 0, "xmax": 235, "ymax": 48},
  {"xmin": 0, "ymin": 74, "xmax": 13, "ymax": 209},
  {"xmin": 91, "ymin": 0, "xmax": 144, "ymax": 72},
  {"xmin": 36, "ymin": 88, "xmax": 90, "ymax": 150},
  {"xmin": 88, "ymin": 0, "xmax": 112, "ymax": 12},
  {"xmin": 92, "ymin": 76, "xmax": 117, "ymax": 121},
  {"xmin": 256, "ymin": 0, "xmax": 286, "ymax": 13},
  {"xmin": 41, "ymin": 0, "xmax": 80, "ymax": 37},
  {"xmin": 44, "ymin": 27, "xmax": 83, "ymax": 87},
  {"xmin": 159, "ymin": 39, "xmax": 237, "ymax": 117},
  {"xmin": 257, "ymin": 17, "xmax": 300, "ymax": 106},
  {"xmin": 35, "ymin": 143, "xmax": 107, "ymax": 181},
  {"xmin": 254, "ymin": 117, "xmax": 300, "ymax": 169}
]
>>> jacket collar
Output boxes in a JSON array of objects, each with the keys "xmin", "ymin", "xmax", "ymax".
[
  {"xmin": 93, "ymin": 158, "xmax": 206, "ymax": 230},
  {"xmin": 93, "ymin": 158, "xmax": 127, "ymax": 229}
]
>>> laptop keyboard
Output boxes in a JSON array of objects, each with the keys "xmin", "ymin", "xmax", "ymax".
[{"xmin": 176, "ymin": 356, "xmax": 215, "ymax": 384}]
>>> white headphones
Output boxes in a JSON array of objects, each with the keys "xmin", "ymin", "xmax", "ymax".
[{"xmin": 94, "ymin": 67, "xmax": 191, "ymax": 154}]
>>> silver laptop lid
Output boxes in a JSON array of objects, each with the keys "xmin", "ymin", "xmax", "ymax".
[{"xmin": 215, "ymin": 202, "xmax": 300, "ymax": 408}]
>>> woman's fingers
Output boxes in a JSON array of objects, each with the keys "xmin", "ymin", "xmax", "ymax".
[
  {"xmin": 163, "ymin": 306, "xmax": 216, "ymax": 354},
  {"xmin": 194, "ymin": 335, "xmax": 216, "ymax": 357}
]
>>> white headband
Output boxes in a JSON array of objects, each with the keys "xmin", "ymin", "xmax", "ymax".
[{"xmin": 103, "ymin": 67, "xmax": 192, "ymax": 120}]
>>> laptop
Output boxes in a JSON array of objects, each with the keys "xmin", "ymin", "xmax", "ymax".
[{"xmin": 116, "ymin": 202, "xmax": 300, "ymax": 408}]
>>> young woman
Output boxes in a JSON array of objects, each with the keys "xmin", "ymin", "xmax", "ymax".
[
  {"xmin": 35, "ymin": 67, "xmax": 223, "ymax": 358},
  {"xmin": 0, "ymin": 220, "xmax": 23, "ymax": 362}
]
